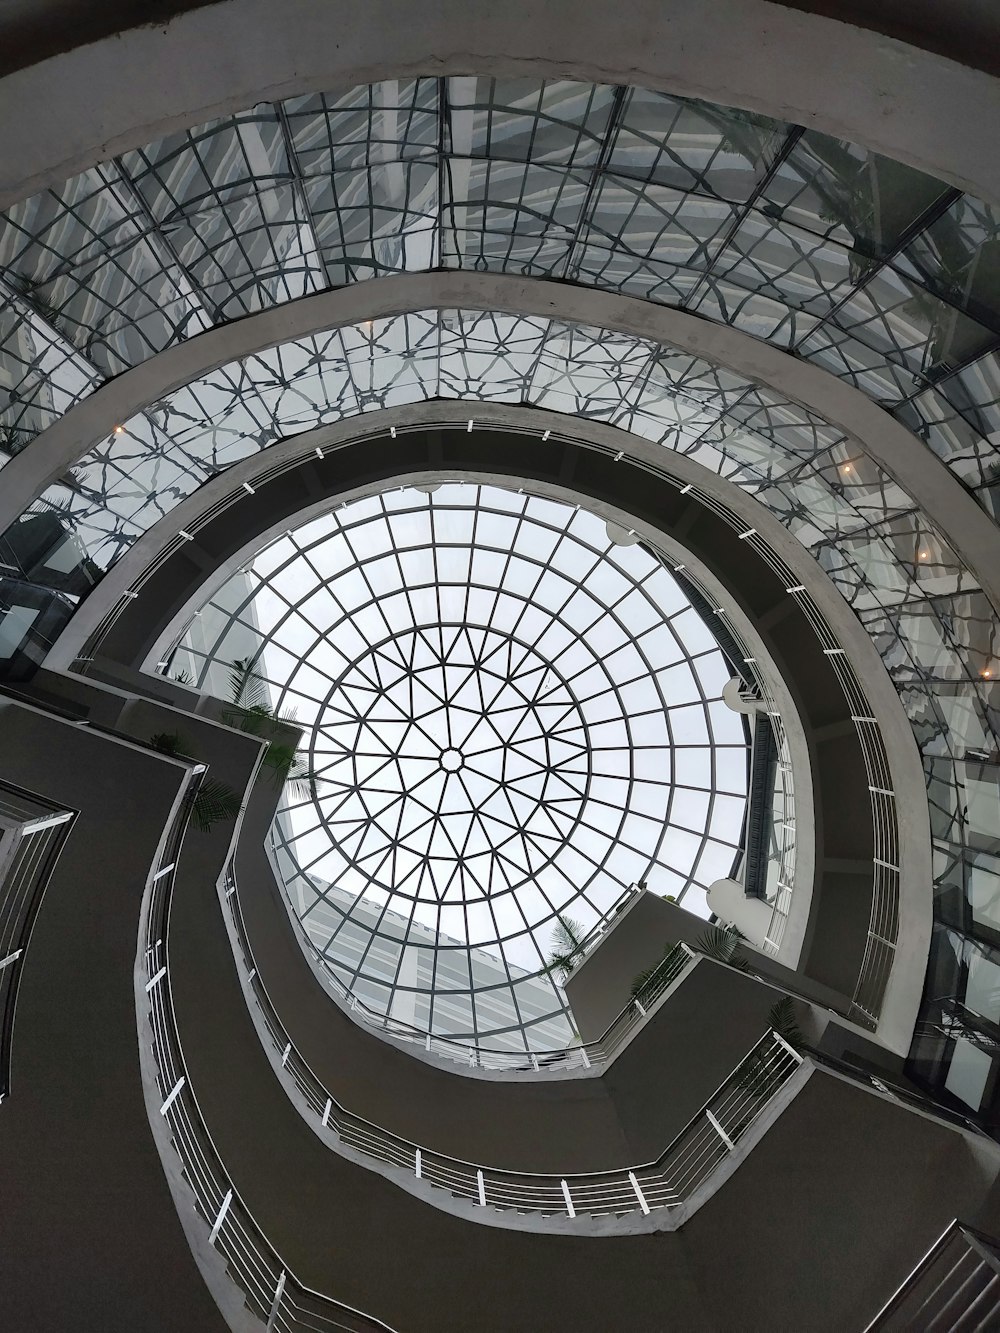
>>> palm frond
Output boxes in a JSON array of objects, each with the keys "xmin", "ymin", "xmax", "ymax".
[
  {"xmin": 148, "ymin": 731, "xmax": 192, "ymax": 759},
  {"xmin": 227, "ymin": 657, "xmax": 268, "ymax": 711},
  {"xmin": 551, "ymin": 915, "xmax": 584, "ymax": 955},
  {"xmin": 768, "ymin": 996, "xmax": 805, "ymax": 1049},
  {"xmin": 629, "ymin": 941, "xmax": 685, "ymax": 1010},
  {"xmin": 697, "ymin": 922, "xmax": 753, "ymax": 972},
  {"xmin": 543, "ymin": 916, "xmax": 586, "ymax": 982},
  {"xmin": 192, "ymin": 777, "xmax": 242, "ymax": 832}
]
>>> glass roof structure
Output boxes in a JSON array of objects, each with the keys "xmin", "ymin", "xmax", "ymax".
[
  {"xmin": 2, "ymin": 76, "xmax": 1000, "ymax": 509},
  {"xmin": 174, "ymin": 484, "xmax": 748, "ymax": 1045},
  {"xmin": 0, "ymin": 72, "xmax": 997, "ymax": 1090}
]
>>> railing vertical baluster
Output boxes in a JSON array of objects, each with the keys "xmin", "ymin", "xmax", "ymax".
[
  {"xmin": 477, "ymin": 1169, "xmax": 486, "ymax": 1207},
  {"xmin": 561, "ymin": 1179, "xmax": 576, "ymax": 1218},
  {"xmin": 628, "ymin": 1171, "xmax": 650, "ymax": 1216},
  {"xmin": 208, "ymin": 1189, "xmax": 233, "ymax": 1246},
  {"xmin": 705, "ymin": 1108, "xmax": 736, "ymax": 1151},
  {"xmin": 266, "ymin": 1270, "xmax": 286, "ymax": 1332}
]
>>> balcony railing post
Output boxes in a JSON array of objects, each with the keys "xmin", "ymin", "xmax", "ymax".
[
  {"xmin": 266, "ymin": 1270, "xmax": 287, "ymax": 1332},
  {"xmin": 771, "ymin": 1029, "xmax": 803, "ymax": 1062},
  {"xmin": 477, "ymin": 1169, "xmax": 486, "ymax": 1207},
  {"xmin": 560, "ymin": 1179, "xmax": 576, "ymax": 1218},
  {"xmin": 208, "ymin": 1189, "xmax": 233, "ymax": 1246},
  {"xmin": 705, "ymin": 1108, "xmax": 736, "ymax": 1151},
  {"xmin": 628, "ymin": 1170, "xmax": 650, "ymax": 1216}
]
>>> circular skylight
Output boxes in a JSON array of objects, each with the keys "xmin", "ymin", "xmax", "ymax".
[{"xmin": 175, "ymin": 482, "xmax": 749, "ymax": 1049}]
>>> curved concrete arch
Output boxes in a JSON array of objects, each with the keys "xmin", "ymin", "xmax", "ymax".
[
  {"xmin": 5, "ymin": 272, "xmax": 1000, "ymax": 618},
  {"xmin": 2, "ymin": 1, "xmax": 1000, "ymax": 212},
  {"xmin": 53, "ymin": 404, "xmax": 932, "ymax": 1057}
]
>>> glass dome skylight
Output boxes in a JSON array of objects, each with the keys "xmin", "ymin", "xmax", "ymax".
[{"xmin": 175, "ymin": 482, "xmax": 748, "ymax": 1049}]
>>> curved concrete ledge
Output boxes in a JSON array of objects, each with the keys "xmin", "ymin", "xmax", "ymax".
[
  {"xmin": 2, "ymin": 1, "xmax": 1000, "ymax": 211},
  {"xmin": 165, "ymin": 787, "xmax": 1000, "ymax": 1329},
  {"xmin": 0, "ymin": 697, "xmax": 228, "ymax": 1332},
  {"xmin": 5, "ymin": 274, "xmax": 1000, "ymax": 622},
  {"xmin": 56, "ymin": 416, "xmax": 930, "ymax": 1053},
  {"xmin": 229, "ymin": 773, "xmax": 794, "ymax": 1171}
]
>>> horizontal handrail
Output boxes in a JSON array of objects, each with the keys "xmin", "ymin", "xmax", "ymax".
[
  {"xmin": 77, "ymin": 417, "xmax": 892, "ymax": 1030},
  {"xmin": 226, "ymin": 863, "xmax": 804, "ymax": 1225},
  {"xmin": 0, "ymin": 779, "xmax": 76, "ymax": 1102},
  {"xmin": 140, "ymin": 771, "xmax": 396, "ymax": 1332},
  {"xmin": 278, "ymin": 882, "xmax": 696, "ymax": 1075},
  {"xmin": 864, "ymin": 1220, "xmax": 1000, "ymax": 1330}
]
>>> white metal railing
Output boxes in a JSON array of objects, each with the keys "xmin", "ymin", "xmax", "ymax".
[
  {"xmin": 0, "ymin": 780, "xmax": 75, "ymax": 1101},
  {"xmin": 274, "ymin": 879, "xmax": 691, "ymax": 1075},
  {"xmin": 689, "ymin": 482, "xmax": 898, "ymax": 1028},
  {"xmin": 225, "ymin": 864, "xmax": 804, "ymax": 1224},
  {"xmin": 140, "ymin": 774, "xmax": 397, "ymax": 1332},
  {"xmin": 76, "ymin": 418, "xmax": 892, "ymax": 1028},
  {"xmin": 864, "ymin": 1220, "xmax": 1000, "ymax": 1330}
]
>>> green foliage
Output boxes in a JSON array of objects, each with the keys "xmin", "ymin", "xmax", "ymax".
[
  {"xmin": 629, "ymin": 941, "xmax": 686, "ymax": 1011},
  {"xmin": 736, "ymin": 997, "xmax": 806, "ymax": 1103},
  {"xmin": 148, "ymin": 731, "xmax": 191, "ymax": 758},
  {"xmin": 697, "ymin": 922, "xmax": 754, "ymax": 973},
  {"xmin": 171, "ymin": 669, "xmax": 194, "ymax": 686},
  {"xmin": 544, "ymin": 915, "xmax": 586, "ymax": 984},
  {"xmin": 147, "ymin": 732, "xmax": 241, "ymax": 833},
  {"xmin": 262, "ymin": 741, "xmax": 323, "ymax": 797},
  {"xmin": 767, "ymin": 995, "xmax": 806, "ymax": 1050},
  {"xmin": 190, "ymin": 776, "xmax": 243, "ymax": 832},
  {"xmin": 224, "ymin": 658, "xmax": 319, "ymax": 796}
]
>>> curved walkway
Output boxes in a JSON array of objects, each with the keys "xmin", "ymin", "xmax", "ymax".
[
  {"xmin": 71, "ymin": 419, "xmax": 925, "ymax": 1051},
  {"xmin": 229, "ymin": 768, "xmax": 796, "ymax": 1172},
  {"xmin": 0, "ymin": 695, "xmax": 228, "ymax": 1332},
  {"xmin": 7, "ymin": 274, "xmax": 1000, "ymax": 615},
  {"xmin": 163, "ymin": 727, "xmax": 999, "ymax": 1331}
]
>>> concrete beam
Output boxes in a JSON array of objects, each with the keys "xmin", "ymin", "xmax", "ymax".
[
  {"xmin": 50, "ymin": 416, "xmax": 931, "ymax": 1054},
  {"xmin": 3, "ymin": 1, "xmax": 1000, "ymax": 210},
  {"xmin": 4, "ymin": 274, "xmax": 998, "ymax": 624}
]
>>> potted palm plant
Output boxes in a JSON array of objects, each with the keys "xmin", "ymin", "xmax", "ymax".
[
  {"xmin": 223, "ymin": 658, "xmax": 323, "ymax": 796},
  {"xmin": 148, "ymin": 732, "xmax": 242, "ymax": 832}
]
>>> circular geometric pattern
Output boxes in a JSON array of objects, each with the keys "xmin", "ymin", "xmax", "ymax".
[
  {"xmin": 316, "ymin": 627, "xmax": 592, "ymax": 908},
  {"xmin": 176, "ymin": 482, "xmax": 750, "ymax": 1049}
]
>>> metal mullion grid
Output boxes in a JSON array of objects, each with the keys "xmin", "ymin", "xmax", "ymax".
[
  {"xmin": 676, "ymin": 127, "xmax": 805, "ymax": 313},
  {"xmin": 147, "ymin": 114, "xmax": 298, "ymax": 316},
  {"xmin": 0, "ymin": 272, "xmax": 105, "ymax": 393},
  {"xmin": 57, "ymin": 161, "xmax": 198, "ymax": 361},
  {"xmin": 194, "ymin": 482, "xmax": 748, "ymax": 1040},
  {"xmin": 108, "ymin": 156, "xmax": 218, "ymax": 326},
  {"xmin": 787, "ymin": 186, "xmax": 977, "ymax": 364},
  {"xmin": 275, "ymin": 102, "xmax": 334, "ymax": 291},
  {"xmin": 488, "ymin": 526, "xmax": 654, "ymax": 889}
]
